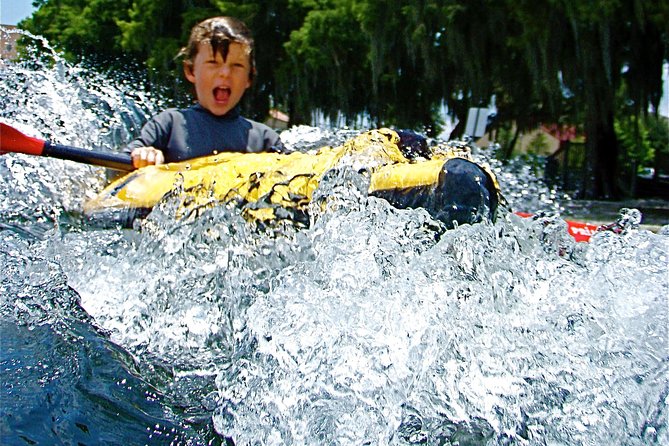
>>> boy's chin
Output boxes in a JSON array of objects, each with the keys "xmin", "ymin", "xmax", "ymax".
[{"xmin": 202, "ymin": 102, "xmax": 233, "ymax": 116}]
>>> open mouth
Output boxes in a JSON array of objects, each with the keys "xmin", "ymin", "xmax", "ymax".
[{"xmin": 213, "ymin": 87, "xmax": 231, "ymax": 102}]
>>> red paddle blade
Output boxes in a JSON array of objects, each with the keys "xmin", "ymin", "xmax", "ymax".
[{"xmin": 0, "ymin": 122, "xmax": 46, "ymax": 156}]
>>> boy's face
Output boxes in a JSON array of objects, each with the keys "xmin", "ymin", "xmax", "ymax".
[{"xmin": 184, "ymin": 42, "xmax": 252, "ymax": 116}]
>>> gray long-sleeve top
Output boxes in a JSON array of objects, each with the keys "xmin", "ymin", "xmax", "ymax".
[{"xmin": 125, "ymin": 104, "xmax": 286, "ymax": 162}]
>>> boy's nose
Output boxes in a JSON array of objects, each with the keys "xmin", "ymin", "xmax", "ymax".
[{"xmin": 219, "ymin": 65, "xmax": 231, "ymax": 77}]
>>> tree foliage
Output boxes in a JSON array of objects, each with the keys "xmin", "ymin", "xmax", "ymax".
[
  {"xmin": 19, "ymin": 0, "xmax": 669, "ymax": 198},
  {"xmin": 23, "ymin": 0, "xmax": 133, "ymax": 63}
]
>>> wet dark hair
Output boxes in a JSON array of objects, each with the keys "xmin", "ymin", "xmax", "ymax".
[{"xmin": 179, "ymin": 16, "xmax": 255, "ymax": 80}]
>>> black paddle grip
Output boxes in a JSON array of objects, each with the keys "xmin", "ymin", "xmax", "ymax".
[{"xmin": 43, "ymin": 141, "xmax": 134, "ymax": 171}]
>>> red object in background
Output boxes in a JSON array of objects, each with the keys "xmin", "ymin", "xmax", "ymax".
[
  {"xmin": 515, "ymin": 212, "xmax": 600, "ymax": 243},
  {"xmin": 541, "ymin": 124, "xmax": 578, "ymax": 142},
  {"xmin": 562, "ymin": 218, "xmax": 600, "ymax": 242}
]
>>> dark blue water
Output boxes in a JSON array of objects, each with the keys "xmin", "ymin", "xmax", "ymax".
[
  {"xmin": 1, "ymin": 27, "xmax": 668, "ymax": 445},
  {"xmin": 0, "ymin": 232, "xmax": 218, "ymax": 445}
]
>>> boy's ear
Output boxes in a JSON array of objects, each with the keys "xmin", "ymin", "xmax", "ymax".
[{"xmin": 183, "ymin": 61, "xmax": 196, "ymax": 83}]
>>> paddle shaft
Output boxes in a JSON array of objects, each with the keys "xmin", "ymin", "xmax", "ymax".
[
  {"xmin": 42, "ymin": 141, "xmax": 133, "ymax": 171},
  {"xmin": 1, "ymin": 122, "xmax": 134, "ymax": 171}
]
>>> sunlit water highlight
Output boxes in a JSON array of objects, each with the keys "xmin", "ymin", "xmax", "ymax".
[{"xmin": 1, "ymin": 28, "xmax": 668, "ymax": 445}]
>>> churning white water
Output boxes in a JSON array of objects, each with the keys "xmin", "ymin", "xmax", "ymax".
[{"xmin": 1, "ymin": 28, "xmax": 667, "ymax": 445}]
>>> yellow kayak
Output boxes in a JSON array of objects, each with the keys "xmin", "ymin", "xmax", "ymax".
[{"xmin": 84, "ymin": 129, "xmax": 500, "ymax": 227}]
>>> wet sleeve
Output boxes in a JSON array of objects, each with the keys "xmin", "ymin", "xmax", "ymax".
[
  {"xmin": 123, "ymin": 111, "xmax": 173, "ymax": 154},
  {"xmin": 261, "ymin": 126, "xmax": 291, "ymax": 153},
  {"xmin": 269, "ymin": 132, "xmax": 289, "ymax": 153}
]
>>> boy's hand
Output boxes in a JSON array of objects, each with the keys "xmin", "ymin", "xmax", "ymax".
[{"xmin": 131, "ymin": 146, "xmax": 165, "ymax": 168}]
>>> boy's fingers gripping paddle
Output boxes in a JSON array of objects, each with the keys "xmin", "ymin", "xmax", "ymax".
[{"xmin": 0, "ymin": 122, "xmax": 134, "ymax": 171}]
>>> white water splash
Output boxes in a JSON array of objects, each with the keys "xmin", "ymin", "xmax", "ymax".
[{"xmin": 1, "ymin": 32, "xmax": 668, "ymax": 446}]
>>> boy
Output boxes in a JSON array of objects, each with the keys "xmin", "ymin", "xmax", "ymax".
[{"xmin": 127, "ymin": 16, "xmax": 285, "ymax": 168}]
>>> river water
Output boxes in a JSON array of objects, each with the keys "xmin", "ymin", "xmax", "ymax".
[{"xmin": 1, "ymin": 30, "xmax": 668, "ymax": 445}]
